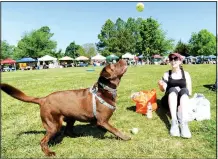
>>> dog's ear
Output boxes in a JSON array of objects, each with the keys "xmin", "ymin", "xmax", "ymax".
[{"xmin": 100, "ymin": 64, "xmax": 116, "ymax": 79}]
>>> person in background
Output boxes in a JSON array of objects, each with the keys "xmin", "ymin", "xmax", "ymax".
[
  {"xmin": 158, "ymin": 53, "xmax": 192, "ymax": 138},
  {"xmin": 9, "ymin": 64, "xmax": 13, "ymax": 71}
]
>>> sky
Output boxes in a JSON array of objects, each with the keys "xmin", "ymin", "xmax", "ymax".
[{"xmin": 2, "ymin": 1, "xmax": 217, "ymax": 52}]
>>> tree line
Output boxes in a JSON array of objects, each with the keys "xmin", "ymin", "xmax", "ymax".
[{"xmin": 1, "ymin": 17, "xmax": 216, "ymax": 60}]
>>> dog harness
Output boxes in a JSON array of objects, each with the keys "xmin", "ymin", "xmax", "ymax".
[
  {"xmin": 98, "ymin": 82, "xmax": 117, "ymax": 99},
  {"xmin": 89, "ymin": 85, "xmax": 116, "ymax": 118}
]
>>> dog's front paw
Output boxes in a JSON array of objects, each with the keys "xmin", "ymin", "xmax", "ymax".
[
  {"xmin": 46, "ymin": 151, "xmax": 56, "ymax": 157},
  {"xmin": 122, "ymin": 135, "xmax": 131, "ymax": 141}
]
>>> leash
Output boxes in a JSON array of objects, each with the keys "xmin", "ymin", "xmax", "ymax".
[{"xmin": 89, "ymin": 86, "xmax": 116, "ymax": 118}]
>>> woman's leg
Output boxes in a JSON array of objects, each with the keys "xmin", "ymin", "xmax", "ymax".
[
  {"xmin": 168, "ymin": 87, "xmax": 178, "ymax": 121},
  {"xmin": 178, "ymin": 88, "xmax": 191, "ymax": 138},
  {"xmin": 179, "ymin": 88, "xmax": 190, "ymax": 121},
  {"xmin": 167, "ymin": 87, "xmax": 180, "ymax": 137}
]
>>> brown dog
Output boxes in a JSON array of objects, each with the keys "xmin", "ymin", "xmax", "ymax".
[{"xmin": 1, "ymin": 59, "xmax": 131, "ymax": 156}]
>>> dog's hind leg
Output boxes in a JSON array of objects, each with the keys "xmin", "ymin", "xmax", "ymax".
[
  {"xmin": 40, "ymin": 132, "xmax": 56, "ymax": 156},
  {"xmin": 40, "ymin": 115, "xmax": 63, "ymax": 156},
  {"xmin": 97, "ymin": 121, "xmax": 131, "ymax": 140}
]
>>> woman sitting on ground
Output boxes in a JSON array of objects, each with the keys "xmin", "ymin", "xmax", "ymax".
[{"xmin": 158, "ymin": 53, "xmax": 192, "ymax": 138}]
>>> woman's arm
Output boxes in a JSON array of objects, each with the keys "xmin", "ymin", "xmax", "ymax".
[
  {"xmin": 185, "ymin": 72, "xmax": 192, "ymax": 96},
  {"xmin": 158, "ymin": 72, "xmax": 168, "ymax": 92}
]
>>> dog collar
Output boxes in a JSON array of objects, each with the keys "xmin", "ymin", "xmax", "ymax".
[
  {"xmin": 98, "ymin": 82, "xmax": 117, "ymax": 99},
  {"xmin": 89, "ymin": 86, "xmax": 116, "ymax": 118}
]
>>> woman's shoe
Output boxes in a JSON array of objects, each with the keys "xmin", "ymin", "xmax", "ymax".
[
  {"xmin": 180, "ymin": 121, "xmax": 191, "ymax": 138},
  {"xmin": 170, "ymin": 120, "xmax": 180, "ymax": 137}
]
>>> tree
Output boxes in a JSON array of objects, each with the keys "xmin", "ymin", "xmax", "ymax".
[
  {"xmin": 64, "ymin": 41, "xmax": 80, "ymax": 58},
  {"xmin": 96, "ymin": 19, "xmax": 116, "ymax": 56},
  {"xmin": 1, "ymin": 40, "xmax": 15, "ymax": 59},
  {"xmin": 77, "ymin": 47, "xmax": 86, "ymax": 57},
  {"xmin": 112, "ymin": 29, "xmax": 135, "ymax": 57},
  {"xmin": 82, "ymin": 43, "xmax": 97, "ymax": 58},
  {"xmin": 14, "ymin": 26, "xmax": 57, "ymax": 59},
  {"xmin": 139, "ymin": 17, "xmax": 174, "ymax": 57},
  {"xmin": 50, "ymin": 49, "xmax": 64, "ymax": 59},
  {"xmin": 126, "ymin": 17, "xmax": 142, "ymax": 55},
  {"xmin": 174, "ymin": 40, "xmax": 190, "ymax": 56},
  {"xmin": 113, "ymin": 18, "xmax": 135, "ymax": 56},
  {"xmin": 97, "ymin": 17, "xmax": 174, "ymax": 57},
  {"xmin": 97, "ymin": 18, "xmax": 135, "ymax": 56},
  {"xmin": 188, "ymin": 29, "xmax": 216, "ymax": 56}
]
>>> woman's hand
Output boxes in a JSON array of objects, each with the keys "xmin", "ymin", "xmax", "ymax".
[{"xmin": 158, "ymin": 80, "xmax": 165, "ymax": 92}]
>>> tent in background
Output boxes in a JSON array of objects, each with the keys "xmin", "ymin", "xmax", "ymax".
[
  {"xmin": 138, "ymin": 54, "xmax": 144, "ymax": 58},
  {"xmin": 1, "ymin": 58, "xmax": 16, "ymax": 64},
  {"xmin": 1, "ymin": 58, "xmax": 16, "ymax": 71},
  {"xmin": 59, "ymin": 56, "xmax": 74, "ymax": 61},
  {"xmin": 16, "ymin": 57, "xmax": 37, "ymax": 63},
  {"xmin": 91, "ymin": 54, "xmax": 106, "ymax": 61},
  {"xmin": 38, "ymin": 55, "xmax": 58, "ymax": 69},
  {"xmin": 208, "ymin": 55, "xmax": 216, "ymax": 59},
  {"xmin": 38, "ymin": 55, "xmax": 57, "ymax": 61},
  {"xmin": 75, "ymin": 56, "xmax": 89, "ymax": 61},
  {"xmin": 122, "ymin": 52, "xmax": 134, "ymax": 59},
  {"xmin": 106, "ymin": 54, "xmax": 119, "ymax": 62}
]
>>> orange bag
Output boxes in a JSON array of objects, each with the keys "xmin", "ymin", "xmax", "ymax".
[{"xmin": 131, "ymin": 89, "xmax": 158, "ymax": 115}]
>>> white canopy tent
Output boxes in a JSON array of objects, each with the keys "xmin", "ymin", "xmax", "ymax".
[
  {"xmin": 59, "ymin": 56, "xmax": 74, "ymax": 61},
  {"xmin": 38, "ymin": 55, "xmax": 57, "ymax": 61},
  {"xmin": 75, "ymin": 56, "xmax": 89, "ymax": 61},
  {"xmin": 91, "ymin": 54, "xmax": 106, "ymax": 61},
  {"xmin": 38, "ymin": 55, "xmax": 58, "ymax": 69},
  {"xmin": 122, "ymin": 52, "xmax": 135, "ymax": 59}
]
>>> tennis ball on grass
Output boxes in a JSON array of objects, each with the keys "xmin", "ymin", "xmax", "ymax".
[{"xmin": 131, "ymin": 128, "xmax": 139, "ymax": 134}]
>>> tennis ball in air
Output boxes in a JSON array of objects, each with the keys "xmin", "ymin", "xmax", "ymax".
[{"xmin": 136, "ymin": 2, "xmax": 144, "ymax": 12}]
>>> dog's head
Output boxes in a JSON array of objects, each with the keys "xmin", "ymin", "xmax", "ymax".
[{"xmin": 98, "ymin": 59, "xmax": 128, "ymax": 88}]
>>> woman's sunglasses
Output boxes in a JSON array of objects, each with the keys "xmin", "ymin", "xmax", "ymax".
[{"xmin": 169, "ymin": 56, "xmax": 179, "ymax": 61}]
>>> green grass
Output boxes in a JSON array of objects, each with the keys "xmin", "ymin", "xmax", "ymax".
[{"xmin": 1, "ymin": 64, "xmax": 216, "ymax": 158}]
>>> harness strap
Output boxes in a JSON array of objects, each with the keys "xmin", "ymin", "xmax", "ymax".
[
  {"xmin": 98, "ymin": 82, "xmax": 116, "ymax": 93},
  {"xmin": 92, "ymin": 91, "xmax": 97, "ymax": 118},
  {"xmin": 89, "ymin": 86, "xmax": 116, "ymax": 118},
  {"xmin": 98, "ymin": 82, "xmax": 117, "ymax": 99}
]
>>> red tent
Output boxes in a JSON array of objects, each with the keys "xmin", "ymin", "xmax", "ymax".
[
  {"xmin": 1, "ymin": 58, "xmax": 16, "ymax": 64},
  {"xmin": 1, "ymin": 58, "xmax": 17, "ymax": 71}
]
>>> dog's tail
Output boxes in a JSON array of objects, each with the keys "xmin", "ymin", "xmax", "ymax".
[{"xmin": 1, "ymin": 83, "xmax": 42, "ymax": 105}]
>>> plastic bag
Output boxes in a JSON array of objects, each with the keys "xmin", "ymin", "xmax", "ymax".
[
  {"xmin": 131, "ymin": 89, "xmax": 158, "ymax": 115},
  {"xmin": 177, "ymin": 93, "xmax": 211, "ymax": 121}
]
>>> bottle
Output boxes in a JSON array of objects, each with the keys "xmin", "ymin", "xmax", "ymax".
[{"xmin": 147, "ymin": 102, "xmax": 152, "ymax": 119}]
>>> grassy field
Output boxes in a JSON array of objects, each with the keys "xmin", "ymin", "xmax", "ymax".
[{"xmin": 1, "ymin": 64, "xmax": 216, "ymax": 158}]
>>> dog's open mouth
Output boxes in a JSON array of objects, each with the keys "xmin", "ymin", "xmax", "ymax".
[{"xmin": 122, "ymin": 65, "xmax": 128, "ymax": 74}]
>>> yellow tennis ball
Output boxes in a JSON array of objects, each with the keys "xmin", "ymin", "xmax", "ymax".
[{"xmin": 136, "ymin": 2, "xmax": 144, "ymax": 12}]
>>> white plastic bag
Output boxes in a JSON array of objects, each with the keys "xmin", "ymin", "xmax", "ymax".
[
  {"xmin": 194, "ymin": 94, "xmax": 211, "ymax": 121},
  {"xmin": 177, "ymin": 93, "xmax": 211, "ymax": 121}
]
